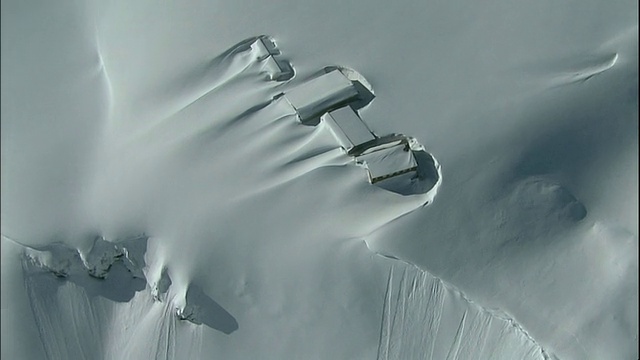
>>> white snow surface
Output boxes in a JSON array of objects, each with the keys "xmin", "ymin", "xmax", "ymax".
[
  {"xmin": 1, "ymin": 0, "xmax": 637, "ymax": 359},
  {"xmin": 322, "ymin": 106, "xmax": 375, "ymax": 151},
  {"xmin": 283, "ymin": 69, "xmax": 359, "ymax": 122},
  {"xmin": 357, "ymin": 144, "xmax": 417, "ymax": 181}
]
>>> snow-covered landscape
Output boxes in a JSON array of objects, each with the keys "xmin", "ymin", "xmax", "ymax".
[{"xmin": 1, "ymin": 1, "xmax": 637, "ymax": 359}]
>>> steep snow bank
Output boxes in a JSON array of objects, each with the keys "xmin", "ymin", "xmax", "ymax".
[{"xmin": 2, "ymin": 0, "xmax": 636, "ymax": 359}]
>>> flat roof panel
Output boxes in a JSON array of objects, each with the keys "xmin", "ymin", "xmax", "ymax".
[
  {"xmin": 327, "ymin": 107, "xmax": 375, "ymax": 146},
  {"xmin": 284, "ymin": 70, "xmax": 358, "ymax": 121},
  {"xmin": 250, "ymin": 38, "xmax": 272, "ymax": 60},
  {"xmin": 261, "ymin": 56, "xmax": 293, "ymax": 81},
  {"xmin": 357, "ymin": 144, "xmax": 417, "ymax": 180},
  {"xmin": 321, "ymin": 112, "xmax": 353, "ymax": 150}
]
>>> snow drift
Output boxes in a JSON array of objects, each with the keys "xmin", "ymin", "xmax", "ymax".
[{"xmin": 2, "ymin": 0, "xmax": 636, "ymax": 359}]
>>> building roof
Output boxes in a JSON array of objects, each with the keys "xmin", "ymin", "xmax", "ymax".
[
  {"xmin": 250, "ymin": 37, "xmax": 293, "ymax": 81},
  {"xmin": 321, "ymin": 106, "xmax": 375, "ymax": 151},
  {"xmin": 356, "ymin": 142, "xmax": 418, "ymax": 183},
  {"xmin": 283, "ymin": 70, "xmax": 359, "ymax": 123}
]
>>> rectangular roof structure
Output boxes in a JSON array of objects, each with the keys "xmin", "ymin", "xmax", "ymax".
[
  {"xmin": 261, "ymin": 56, "xmax": 293, "ymax": 81},
  {"xmin": 356, "ymin": 143, "xmax": 418, "ymax": 183},
  {"xmin": 250, "ymin": 37, "xmax": 293, "ymax": 81},
  {"xmin": 251, "ymin": 37, "xmax": 279, "ymax": 59},
  {"xmin": 321, "ymin": 106, "xmax": 376, "ymax": 152},
  {"xmin": 283, "ymin": 70, "xmax": 359, "ymax": 123}
]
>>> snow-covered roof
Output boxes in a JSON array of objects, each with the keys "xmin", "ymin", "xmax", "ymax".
[
  {"xmin": 283, "ymin": 70, "xmax": 359, "ymax": 122},
  {"xmin": 320, "ymin": 106, "xmax": 375, "ymax": 151},
  {"xmin": 251, "ymin": 37, "xmax": 293, "ymax": 81},
  {"xmin": 261, "ymin": 55, "xmax": 293, "ymax": 81},
  {"xmin": 356, "ymin": 141, "xmax": 418, "ymax": 183},
  {"xmin": 250, "ymin": 36, "xmax": 279, "ymax": 58}
]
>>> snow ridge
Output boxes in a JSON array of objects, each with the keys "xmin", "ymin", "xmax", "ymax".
[{"xmin": 373, "ymin": 262, "xmax": 558, "ymax": 360}]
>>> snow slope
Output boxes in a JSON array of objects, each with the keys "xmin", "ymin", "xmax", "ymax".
[{"xmin": 2, "ymin": 0, "xmax": 637, "ymax": 359}]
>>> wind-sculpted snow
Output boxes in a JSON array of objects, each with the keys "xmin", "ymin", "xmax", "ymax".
[
  {"xmin": 22, "ymin": 235, "xmax": 147, "ymax": 282},
  {"xmin": 12, "ymin": 233, "xmax": 238, "ymax": 359},
  {"xmin": 2, "ymin": 3, "xmax": 636, "ymax": 355},
  {"xmin": 376, "ymin": 265, "xmax": 552, "ymax": 360},
  {"xmin": 1, "ymin": 33, "xmax": 557, "ymax": 359}
]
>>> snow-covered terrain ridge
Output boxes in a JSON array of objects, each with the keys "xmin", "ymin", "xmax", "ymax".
[
  {"xmin": 2, "ymin": 1, "xmax": 636, "ymax": 359},
  {"xmin": 3, "ymin": 34, "xmax": 539, "ymax": 360}
]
